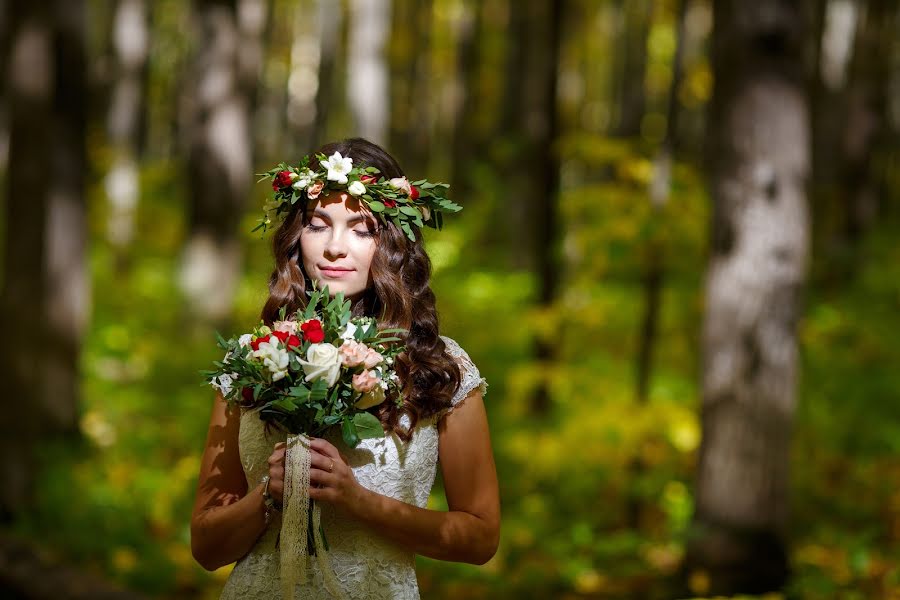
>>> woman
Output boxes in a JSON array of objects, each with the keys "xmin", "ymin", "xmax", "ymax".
[{"xmin": 190, "ymin": 138, "xmax": 501, "ymax": 599}]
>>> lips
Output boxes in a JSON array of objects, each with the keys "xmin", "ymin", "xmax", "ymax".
[{"xmin": 319, "ymin": 265, "xmax": 356, "ymax": 278}]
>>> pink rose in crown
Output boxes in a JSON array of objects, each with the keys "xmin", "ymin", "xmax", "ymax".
[
  {"xmin": 352, "ymin": 370, "xmax": 379, "ymax": 393},
  {"xmin": 409, "ymin": 185, "xmax": 420, "ymax": 201},
  {"xmin": 306, "ymin": 180, "xmax": 325, "ymax": 199},
  {"xmin": 388, "ymin": 177, "xmax": 412, "ymax": 195},
  {"xmin": 360, "ymin": 175, "xmax": 378, "ymax": 185},
  {"xmin": 273, "ymin": 170, "xmax": 293, "ymax": 190}
]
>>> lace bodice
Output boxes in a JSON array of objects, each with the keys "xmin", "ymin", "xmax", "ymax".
[{"xmin": 218, "ymin": 336, "xmax": 487, "ymax": 600}]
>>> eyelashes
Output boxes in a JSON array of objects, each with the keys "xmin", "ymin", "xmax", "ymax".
[{"xmin": 304, "ymin": 223, "xmax": 376, "ymax": 238}]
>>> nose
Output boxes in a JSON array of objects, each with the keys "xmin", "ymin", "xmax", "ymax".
[{"xmin": 324, "ymin": 227, "xmax": 348, "ymax": 259}]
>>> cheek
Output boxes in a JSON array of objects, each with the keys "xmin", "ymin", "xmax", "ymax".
[
  {"xmin": 354, "ymin": 240, "xmax": 377, "ymax": 276},
  {"xmin": 299, "ymin": 236, "xmax": 318, "ymax": 273}
]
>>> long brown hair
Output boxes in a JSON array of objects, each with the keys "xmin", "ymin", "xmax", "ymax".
[{"xmin": 258, "ymin": 138, "xmax": 461, "ymax": 442}]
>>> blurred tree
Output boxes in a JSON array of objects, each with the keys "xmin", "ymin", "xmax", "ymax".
[
  {"xmin": 104, "ymin": 0, "xmax": 151, "ymax": 269},
  {"xmin": 347, "ymin": 0, "xmax": 391, "ymax": 145},
  {"xmin": 178, "ymin": 0, "xmax": 268, "ymax": 322},
  {"xmin": 517, "ymin": 0, "xmax": 563, "ymax": 414},
  {"xmin": 0, "ymin": 0, "xmax": 88, "ymax": 519},
  {"xmin": 628, "ymin": 0, "xmax": 688, "ymax": 531},
  {"xmin": 448, "ymin": 0, "xmax": 482, "ymax": 203},
  {"xmin": 312, "ymin": 0, "xmax": 345, "ymax": 148},
  {"xmin": 809, "ymin": 0, "xmax": 890, "ymax": 282},
  {"xmin": 684, "ymin": 0, "xmax": 812, "ymax": 594},
  {"xmin": 389, "ymin": 0, "xmax": 432, "ymax": 175},
  {"xmin": 833, "ymin": 0, "xmax": 893, "ymax": 267},
  {"xmin": 612, "ymin": 0, "xmax": 650, "ymax": 137}
]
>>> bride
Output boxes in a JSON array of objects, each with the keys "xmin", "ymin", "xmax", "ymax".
[{"xmin": 190, "ymin": 137, "xmax": 501, "ymax": 599}]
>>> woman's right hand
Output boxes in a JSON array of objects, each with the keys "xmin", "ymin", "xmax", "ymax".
[{"xmin": 266, "ymin": 442, "xmax": 286, "ymax": 506}]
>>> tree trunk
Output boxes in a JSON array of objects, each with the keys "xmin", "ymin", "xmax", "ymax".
[
  {"xmin": 612, "ymin": 0, "xmax": 650, "ymax": 137},
  {"xmin": 311, "ymin": 0, "xmax": 344, "ymax": 147},
  {"xmin": 628, "ymin": 0, "xmax": 688, "ymax": 532},
  {"xmin": 347, "ymin": 0, "xmax": 391, "ymax": 145},
  {"xmin": 179, "ymin": 0, "xmax": 265, "ymax": 322},
  {"xmin": 521, "ymin": 0, "xmax": 563, "ymax": 414},
  {"xmin": 104, "ymin": 0, "xmax": 150, "ymax": 265},
  {"xmin": 684, "ymin": 0, "xmax": 812, "ymax": 594},
  {"xmin": 448, "ymin": 0, "xmax": 482, "ymax": 207},
  {"xmin": 0, "ymin": 0, "xmax": 88, "ymax": 521},
  {"xmin": 836, "ymin": 0, "xmax": 892, "ymax": 258}
]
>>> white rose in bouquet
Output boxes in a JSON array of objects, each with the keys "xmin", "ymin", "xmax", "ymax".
[{"xmin": 299, "ymin": 343, "xmax": 342, "ymax": 387}]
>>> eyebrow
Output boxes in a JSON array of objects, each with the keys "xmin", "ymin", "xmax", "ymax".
[{"xmin": 311, "ymin": 209, "xmax": 376, "ymax": 227}]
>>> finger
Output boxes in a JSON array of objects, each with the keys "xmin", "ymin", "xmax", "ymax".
[
  {"xmin": 308, "ymin": 486, "xmax": 332, "ymax": 502},
  {"xmin": 309, "ymin": 453, "xmax": 336, "ymax": 473},
  {"xmin": 309, "ymin": 469, "xmax": 337, "ymax": 486},
  {"xmin": 310, "ymin": 438, "xmax": 340, "ymax": 459}
]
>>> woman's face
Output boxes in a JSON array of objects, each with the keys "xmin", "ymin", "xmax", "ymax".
[{"xmin": 300, "ymin": 190, "xmax": 379, "ymax": 301}]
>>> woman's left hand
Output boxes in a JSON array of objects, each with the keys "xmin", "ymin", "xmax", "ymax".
[{"xmin": 308, "ymin": 438, "xmax": 367, "ymax": 512}]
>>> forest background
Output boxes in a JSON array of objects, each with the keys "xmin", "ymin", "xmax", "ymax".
[{"xmin": 1, "ymin": 0, "xmax": 898, "ymax": 599}]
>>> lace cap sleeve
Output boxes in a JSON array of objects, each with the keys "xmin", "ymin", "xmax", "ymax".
[{"xmin": 439, "ymin": 336, "xmax": 488, "ymax": 419}]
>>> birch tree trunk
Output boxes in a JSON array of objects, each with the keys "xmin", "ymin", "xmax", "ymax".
[
  {"xmin": 104, "ymin": 0, "xmax": 150, "ymax": 261},
  {"xmin": 347, "ymin": 0, "xmax": 390, "ymax": 144},
  {"xmin": 0, "ymin": 0, "xmax": 88, "ymax": 520},
  {"xmin": 685, "ymin": 0, "xmax": 812, "ymax": 593},
  {"xmin": 179, "ymin": 0, "xmax": 266, "ymax": 322}
]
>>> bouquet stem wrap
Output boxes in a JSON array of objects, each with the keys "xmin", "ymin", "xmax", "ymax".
[{"xmin": 281, "ymin": 433, "xmax": 346, "ymax": 600}]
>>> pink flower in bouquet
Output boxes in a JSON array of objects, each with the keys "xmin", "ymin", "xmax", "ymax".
[
  {"xmin": 362, "ymin": 347, "xmax": 383, "ymax": 369},
  {"xmin": 339, "ymin": 340, "xmax": 369, "ymax": 367},
  {"xmin": 352, "ymin": 370, "xmax": 379, "ymax": 393},
  {"xmin": 274, "ymin": 320, "xmax": 298, "ymax": 334}
]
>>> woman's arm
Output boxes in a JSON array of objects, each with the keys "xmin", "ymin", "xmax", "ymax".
[
  {"xmin": 190, "ymin": 392, "xmax": 268, "ymax": 571},
  {"xmin": 309, "ymin": 387, "xmax": 501, "ymax": 565}
]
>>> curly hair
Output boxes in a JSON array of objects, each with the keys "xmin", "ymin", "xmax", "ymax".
[{"xmin": 257, "ymin": 138, "xmax": 461, "ymax": 442}]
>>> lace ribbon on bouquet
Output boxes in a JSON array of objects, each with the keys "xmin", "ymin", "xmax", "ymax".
[{"xmin": 281, "ymin": 433, "xmax": 346, "ymax": 600}]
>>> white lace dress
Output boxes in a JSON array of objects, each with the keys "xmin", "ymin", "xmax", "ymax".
[{"xmin": 218, "ymin": 336, "xmax": 487, "ymax": 600}]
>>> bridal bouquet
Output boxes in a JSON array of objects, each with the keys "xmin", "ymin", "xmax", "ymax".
[
  {"xmin": 202, "ymin": 286, "xmax": 405, "ymax": 599},
  {"xmin": 203, "ymin": 286, "xmax": 404, "ymax": 447}
]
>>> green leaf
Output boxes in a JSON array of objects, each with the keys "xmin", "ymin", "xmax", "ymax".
[
  {"xmin": 368, "ymin": 200, "xmax": 385, "ymax": 212},
  {"xmin": 352, "ymin": 411, "xmax": 385, "ymax": 440},
  {"xmin": 341, "ymin": 418, "xmax": 360, "ymax": 448},
  {"xmin": 399, "ymin": 206, "xmax": 420, "ymax": 217}
]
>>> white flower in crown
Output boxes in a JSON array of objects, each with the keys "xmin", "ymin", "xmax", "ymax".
[
  {"xmin": 347, "ymin": 181, "xmax": 366, "ymax": 196},
  {"xmin": 321, "ymin": 152, "xmax": 353, "ymax": 184},
  {"xmin": 292, "ymin": 168, "xmax": 316, "ymax": 190}
]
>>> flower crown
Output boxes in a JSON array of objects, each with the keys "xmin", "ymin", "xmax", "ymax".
[{"xmin": 255, "ymin": 151, "xmax": 462, "ymax": 241}]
